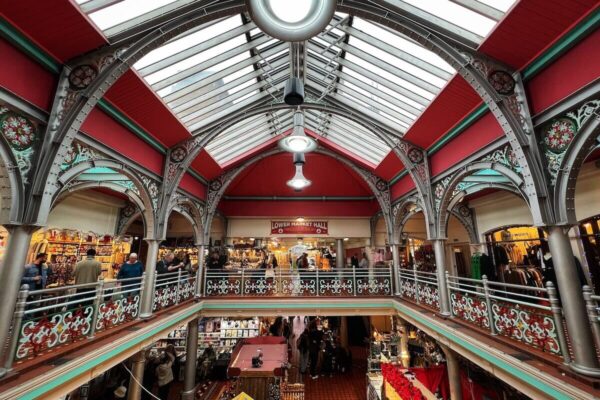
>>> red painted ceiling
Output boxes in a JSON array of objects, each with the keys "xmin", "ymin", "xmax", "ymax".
[
  {"xmin": 219, "ymin": 200, "xmax": 379, "ymax": 217},
  {"xmin": 225, "ymin": 152, "xmax": 373, "ymax": 197}
]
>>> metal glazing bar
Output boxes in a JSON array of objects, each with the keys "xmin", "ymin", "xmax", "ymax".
[
  {"xmin": 449, "ymin": 0, "xmax": 504, "ymax": 21},
  {"xmin": 337, "ymin": 24, "xmax": 453, "ymax": 80},
  {"xmin": 138, "ymin": 22, "xmax": 258, "ymax": 76},
  {"xmin": 80, "ymin": 0, "xmax": 124, "ymax": 14},
  {"xmin": 152, "ymin": 34, "xmax": 273, "ymax": 91},
  {"xmin": 185, "ymin": 81, "xmax": 285, "ymax": 129},
  {"xmin": 179, "ymin": 70, "xmax": 288, "ymax": 122},
  {"xmin": 307, "ymin": 43, "xmax": 429, "ymax": 106},
  {"xmin": 163, "ymin": 42, "xmax": 288, "ymax": 103}
]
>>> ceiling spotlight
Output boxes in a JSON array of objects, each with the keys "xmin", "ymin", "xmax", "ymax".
[
  {"xmin": 279, "ymin": 110, "xmax": 317, "ymax": 153},
  {"xmin": 296, "ymin": 217, "xmax": 305, "ymax": 222},
  {"xmin": 287, "ymin": 152, "xmax": 311, "ymax": 191}
]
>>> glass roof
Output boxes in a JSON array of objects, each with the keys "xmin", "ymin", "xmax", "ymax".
[{"xmin": 76, "ymin": 0, "xmax": 516, "ymax": 167}]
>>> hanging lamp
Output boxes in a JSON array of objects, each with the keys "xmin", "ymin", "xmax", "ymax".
[
  {"xmin": 279, "ymin": 110, "xmax": 317, "ymax": 153},
  {"xmin": 287, "ymin": 152, "xmax": 312, "ymax": 191}
]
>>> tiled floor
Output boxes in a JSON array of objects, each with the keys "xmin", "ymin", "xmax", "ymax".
[{"xmin": 289, "ymin": 316, "xmax": 368, "ymax": 400}]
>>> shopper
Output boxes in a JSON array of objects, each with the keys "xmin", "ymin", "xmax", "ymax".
[
  {"xmin": 308, "ymin": 320, "xmax": 323, "ymax": 379},
  {"xmin": 297, "ymin": 328, "xmax": 310, "ymax": 374},
  {"xmin": 359, "ymin": 252, "xmax": 369, "ymax": 268},
  {"xmin": 117, "ymin": 253, "xmax": 143, "ymax": 280},
  {"xmin": 156, "ymin": 252, "xmax": 182, "ymax": 274},
  {"xmin": 21, "ymin": 253, "xmax": 49, "ymax": 290},
  {"xmin": 351, "ymin": 254, "xmax": 359, "ymax": 268},
  {"xmin": 208, "ymin": 251, "xmax": 222, "ymax": 269},
  {"xmin": 156, "ymin": 347, "xmax": 175, "ymax": 400},
  {"xmin": 73, "ymin": 248, "xmax": 102, "ymax": 306}
]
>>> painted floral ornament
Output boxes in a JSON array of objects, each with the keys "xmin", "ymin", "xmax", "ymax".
[
  {"xmin": 1, "ymin": 111, "xmax": 36, "ymax": 151},
  {"xmin": 543, "ymin": 117, "xmax": 576, "ymax": 154},
  {"xmin": 170, "ymin": 146, "xmax": 187, "ymax": 163},
  {"xmin": 487, "ymin": 70, "xmax": 515, "ymax": 95},
  {"xmin": 407, "ymin": 147, "xmax": 424, "ymax": 164},
  {"xmin": 68, "ymin": 64, "xmax": 98, "ymax": 90}
]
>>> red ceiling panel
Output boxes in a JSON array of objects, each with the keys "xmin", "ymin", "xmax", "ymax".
[
  {"xmin": 1, "ymin": 2, "xmax": 106, "ymax": 61},
  {"xmin": 527, "ymin": 28, "xmax": 600, "ymax": 114},
  {"xmin": 375, "ymin": 151, "xmax": 404, "ymax": 181},
  {"xmin": 104, "ymin": 70, "xmax": 191, "ymax": 147},
  {"xmin": 219, "ymin": 200, "xmax": 379, "ymax": 217},
  {"xmin": 403, "ymin": 77, "xmax": 481, "ymax": 149},
  {"xmin": 191, "ymin": 150, "xmax": 224, "ymax": 181},
  {"xmin": 391, "ymin": 174, "xmax": 415, "ymax": 201},
  {"xmin": 429, "ymin": 113, "xmax": 503, "ymax": 177},
  {"xmin": 0, "ymin": 38, "xmax": 55, "ymax": 111},
  {"xmin": 225, "ymin": 152, "xmax": 373, "ymax": 197},
  {"xmin": 179, "ymin": 173, "xmax": 206, "ymax": 200},
  {"xmin": 81, "ymin": 107, "xmax": 164, "ymax": 175},
  {"xmin": 479, "ymin": 0, "xmax": 599, "ymax": 69}
]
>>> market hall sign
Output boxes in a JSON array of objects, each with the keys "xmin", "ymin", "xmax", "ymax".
[{"xmin": 270, "ymin": 221, "xmax": 328, "ymax": 235}]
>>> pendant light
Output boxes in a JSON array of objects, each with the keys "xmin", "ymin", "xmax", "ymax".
[
  {"xmin": 287, "ymin": 152, "xmax": 311, "ymax": 191},
  {"xmin": 279, "ymin": 110, "xmax": 317, "ymax": 153}
]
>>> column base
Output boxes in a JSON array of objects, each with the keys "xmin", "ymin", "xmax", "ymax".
[
  {"xmin": 570, "ymin": 362, "xmax": 600, "ymax": 377},
  {"xmin": 439, "ymin": 311, "xmax": 451, "ymax": 318},
  {"xmin": 139, "ymin": 312, "xmax": 153, "ymax": 320},
  {"xmin": 181, "ymin": 387, "xmax": 197, "ymax": 400}
]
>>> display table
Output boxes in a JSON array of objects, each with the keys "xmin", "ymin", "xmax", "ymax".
[{"xmin": 228, "ymin": 337, "xmax": 287, "ymax": 399}]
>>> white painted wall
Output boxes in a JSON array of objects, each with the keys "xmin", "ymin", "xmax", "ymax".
[
  {"xmin": 574, "ymin": 162, "xmax": 600, "ymax": 221},
  {"xmin": 46, "ymin": 191, "xmax": 124, "ymax": 235},
  {"xmin": 227, "ymin": 218, "xmax": 371, "ymax": 238},
  {"xmin": 468, "ymin": 192, "xmax": 533, "ymax": 241}
]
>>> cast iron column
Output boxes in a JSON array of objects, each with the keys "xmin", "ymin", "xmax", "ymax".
[
  {"xmin": 547, "ymin": 226, "xmax": 600, "ymax": 375},
  {"xmin": 182, "ymin": 318, "xmax": 199, "ymax": 400},
  {"xmin": 140, "ymin": 239, "xmax": 161, "ymax": 319},
  {"xmin": 340, "ymin": 316, "xmax": 349, "ymax": 349},
  {"xmin": 398, "ymin": 318, "xmax": 410, "ymax": 368},
  {"xmin": 195, "ymin": 244, "xmax": 205, "ymax": 298},
  {"xmin": 0, "ymin": 224, "xmax": 35, "ymax": 377},
  {"xmin": 439, "ymin": 344, "xmax": 462, "ymax": 400},
  {"xmin": 127, "ymin": 351, "xmax": 146, "ymax": 400},
  {"xmin": 391, "ymin": 243, "xmax": 401, "ymax": 295},
  {"xmin": 336, "ymin": 238, "xmax": 344, "ymax": 269},
  {"xmin": 433, "ymin": 239, "xmax": 451, "ymax": 317}
]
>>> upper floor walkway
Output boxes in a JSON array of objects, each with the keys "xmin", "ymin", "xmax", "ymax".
[{"xmin": 1, "ymin": 266, "xmax": 600, "ymax": 399}]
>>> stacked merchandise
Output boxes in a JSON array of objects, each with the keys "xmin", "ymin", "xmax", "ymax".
[
  {"xmin": 29, "ymin": 229, "xmax": 132, "ymax": 282},
  {"xmin": 381, "ymin": 363, "xmax": 424, "ymax": 400},
  {"xmin": 158, "ymin": 245, "xmax": 199, "ymax": 265},
  {"xmin": 220, "ymin": 318, "xmax": 260, "ymax": 349}
]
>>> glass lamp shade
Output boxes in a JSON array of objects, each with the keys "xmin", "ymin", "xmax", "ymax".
[
  {"xmin": 286, "ymin": 164, "xmax": 311, "ymax": 191},
  {"xmin": 278, "ymin": 111, "xmax": 317, "ymax": 153}
]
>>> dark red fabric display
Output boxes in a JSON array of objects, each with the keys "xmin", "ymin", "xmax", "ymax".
[
  {"xmin": 410, "ymin": 365, "xmax": 449, "ymax": 400},
  {"xmin": 381, "ymin": 363, "xmax": 424, "ymax": 400}
]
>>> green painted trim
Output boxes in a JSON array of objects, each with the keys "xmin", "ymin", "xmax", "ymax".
[
  {"xmin": 203, "ymin": 301, "xmax": 394, "ymax": 310},
  {"xmin": 389, "ymin": 170, "xmax": 408, "ymax": 186},
  {"xmin": 188, "ymin": 168, "xmax": 208, "ymax": 184},
  {"xmin": 97, "ymin": 99, "xmax": 167, "ymax": 154},
  {"xmin": 0, "ymin": 17, "xmax": 60, "ymax": 74},
  {"xmin": 523, "ymin": 7, "xmax": 600, "ymax": 80},
  {"xmin": 393, "ymin": 302, "xmax": 571, "ymax": 400},
  {"xmin": 19, "ymin": 304, "xmax": 204, "ymax": 400},
  {"xmin": 18, "ymin": 299, "xmax": 580, "ymax": 399}
]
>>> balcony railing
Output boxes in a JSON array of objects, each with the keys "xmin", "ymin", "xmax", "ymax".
[
  {"xmin": 397, "ymin": 268, "xmax": 572, "ymax": 362},
  {"xmin": 5, "ymin": 270, "xmax": 195, "ymax": 371},
  {"xmin": 203, "ymin": 267, "xmax": 393, "ymax": 297}
]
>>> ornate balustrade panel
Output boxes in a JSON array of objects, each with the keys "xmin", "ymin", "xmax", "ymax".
[
  {"xmin": 153, "ymin": 272, "xmax": 184, "ymax": 311},
  {"xmin": 398, "ymin": 270, "xmax": 439, "ymax": 310},
  {"xmin": 450, "ymin": 291, "xmax": 490, "ymax": 329},
  {"xmin": 491, "ymin": 300, "xmax": 561, "ymax": 355},
  {"xmin": 204, "ymin": 267, "xmax": 392, "ymax": 297},
  {"xmin": 16, "ymin": 297, "xmax": 95, "ymax": 361},
  {"xmin": 96, "ymin": 279, "xmax": 142, "ymax": 332}
]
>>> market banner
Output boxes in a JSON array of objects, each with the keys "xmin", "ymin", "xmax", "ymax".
[{"xmin": 270, "ymin": 220, "xmax": 328, "ymax": 235}]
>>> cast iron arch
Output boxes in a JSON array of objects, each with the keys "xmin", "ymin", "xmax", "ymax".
[
  {"xmin": 200, "ymin": 146, "xmax": 395, "ymax": 244},
  {"xmin": 553, "ymin": 109, "xmax": 600, "ymax": 225},
  {"xmin": 437, "ymin": 162, "xmax": 528, "ymax": 240},
  {"xmin": 392, "ymin": 195, "xmax": 425, "ymax": 243},
  {"xmin": 164, "ymin": 195, "xmax": 204, "ymax": 245},
  {"xmin": 0, "ymin": 134, "xmax": 25, "ymax": 225},
  {"xmin": 53, "ymin": 159, "xmax": 157, "ymax": 239},
  {"xmin": 35, "ymin": 0, "xmax": 545, "ymax": 231}
]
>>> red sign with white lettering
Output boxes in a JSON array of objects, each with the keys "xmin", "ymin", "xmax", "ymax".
[{"xmin": 270, "ymin": 221, "xmax": 329, "ymax": 235}]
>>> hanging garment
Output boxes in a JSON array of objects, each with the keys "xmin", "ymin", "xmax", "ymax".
[{"xmin": 471, "ymin": 254, "xmax": 482, "ymax": 280}]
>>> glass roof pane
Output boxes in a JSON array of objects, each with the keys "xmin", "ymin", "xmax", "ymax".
[
  {"xmin": 401, "ymin": 0, "xmax": 496, "ymax": 37},
  {"xmin": 83, "ymin": 0, "xmax": 180, "ymax": 31}
]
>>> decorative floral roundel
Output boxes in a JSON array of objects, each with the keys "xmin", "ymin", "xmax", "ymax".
[
  {"xmin": 375, "ymin": 179, "xmax": 387, "ymax": 192},
  {"xmin": 0, "ymin": 111, "xmax": 36, "ymax": 151},
  {"xmin": 543, "ymin": 117, "xmax": 577, "ymax": 154},
  {"xmin": 458, "ymin": 205, "xmax": 470, "ymax": 217},
  {"xmin": 210, "ymin": 180, "xmax": 222, "ymax": 191},
  {"xmin": 407, "ymin": 148, "xmax": 423, "ymax": 164},
  {"xmin": 62, "ymin": 146, "xmax": 78, "ymax": 166},
  {"xmin": 434, "ymin": 183, "xmax": 444, "ymax": 199},
  {"xmin": 170, "ymin": 146, "xmax": 187, "ymax": 163},
  {"xmin": 68, "ymin": 64, "xmax": 98, "ymax": 90},
  {"xmin": 487, "ymin": 70, "xmax": 515, "ymax": 95},
  {"xmin": 122, "ymin": 203, "xmax": 136, "ymax": 218}
]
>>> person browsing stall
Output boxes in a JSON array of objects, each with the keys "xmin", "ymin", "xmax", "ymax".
[
  {"xmin": 156, "ymin": 252, "xmax": 183, "ymax": 274},
  {"xmin": 117, "ymin": 252, "xmax": 144, "ymax": 280},
  {"xmin": 74, "ymin": 248, "xmax": 102, "ymax": 285},
  {"xmin": 21, "ymin": 252, "xmax": 50, "ymax": 290}
]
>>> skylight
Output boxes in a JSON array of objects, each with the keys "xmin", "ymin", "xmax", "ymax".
[{"xmin": 75, "ymin": 0, "xmax": 517, "ymax": 167}]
